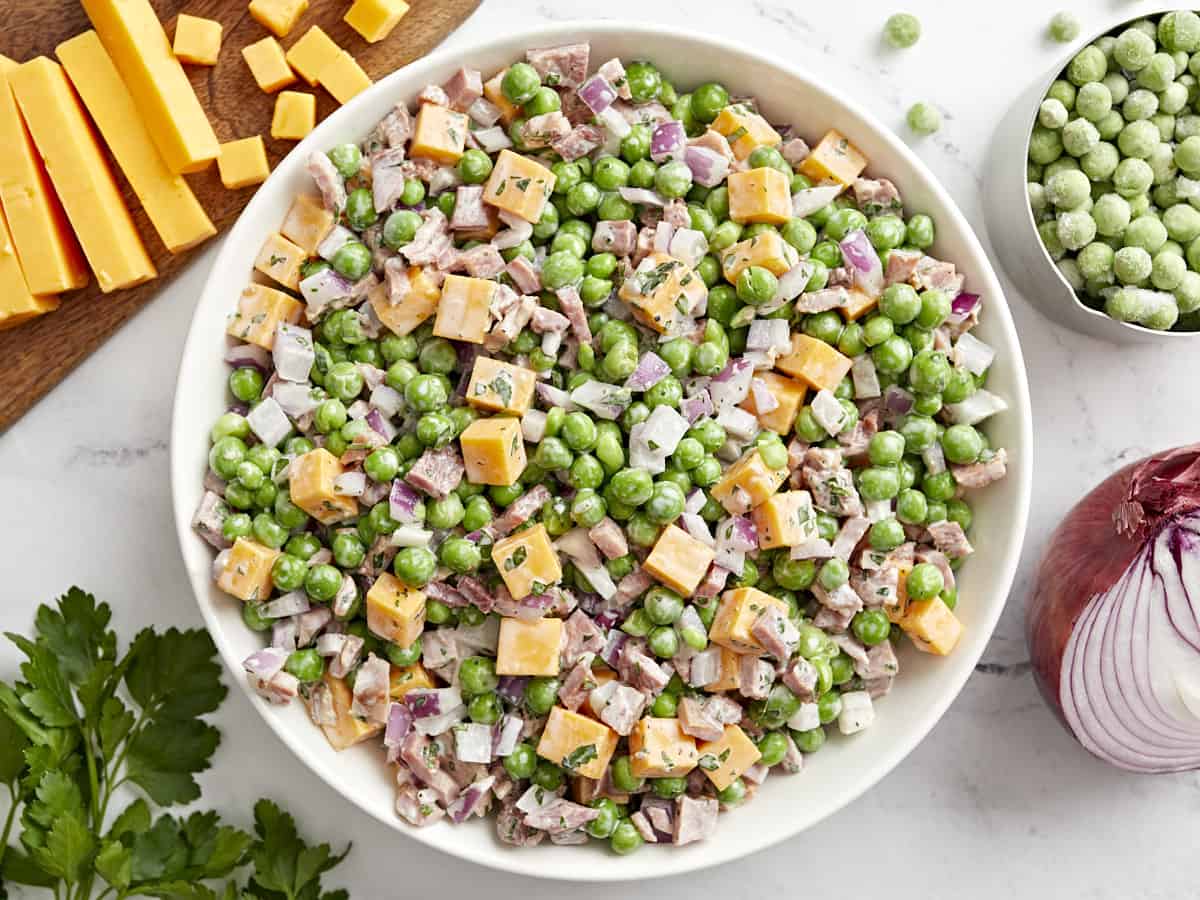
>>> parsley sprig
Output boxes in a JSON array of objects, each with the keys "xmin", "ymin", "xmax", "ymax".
[{"xmin": 0, "ymin": 588, "xmax": 350, "ymax": 900}]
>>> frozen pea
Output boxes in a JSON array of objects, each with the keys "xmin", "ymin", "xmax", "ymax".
[
  {"xmin": 1105, "ymin": 287, "xmax": 1145, "ymax": 321},
  {"xmin": 1175, "ymin": 270, "xmax": 1200, "ymax": 312},
  {"xmin": 1175, "ymin": 135, "xmax": 1200, "ymax": 174},
  {"xmin": 1075, "ymin": 82, "xmax": 1112, "ymax": 122},
  {"xmin": 1159, "ymin": 82, "xmax": 1189, "ymax": 115},
  {"xmin": 1114, "ymin": 245, "xmax": 1153, "ymax": 283},
  {"xmin": 1154, "ymin": 181, "xmax": 1180, "ymax": 209},
  {"xmin": 1131, "ymin": 19, "xmax": 1158, "ymax": 41},
  {"xmin": 1028, "ymin": 182, "xmax": 1048, "ymax": 216},
  {"xmin": 1044, "ymin": 156, "xmax": 1081, "ymax": 180},
  {"xmin": 1123, "ymin": 88, "xmax": 1159, "ymax": 121},
  {"xmin": 1057, "ymin": 257, "xmax": 1085, "ymax": 290},
  {"xmin": 1102, "ymin": 73, "xmax": 1130, "ymax": 105},
  {"xmin": 1048, "ymin": 11, "xmax": 1080, "ymax": 43},
  {"xmin": 1077, "ymin": 240, "xmax": 1115, "ymax": 280},
  {"xmin": 1113, "ymin": 157, "xmax": 1154, "ymax": 196},
  {"xmin": 1164, "ymin": 203, "xmax": 1200, "ymax": 241},
  {"xmin": 1161, "ymin": 239, "xmax": 1184, "ymax": 257},
  {"xmin": 883, "ymin": 12, "xmax": 922, "ymax": 48},
  {"xmin": 1136, "ymin": 53, "xmax": 1177, "ymax": 93},
  {"xmin": 1176, "ymin": 115, "xmax": 1200, "ymax": 140},
  {"xmin": 1124, "ymin": 215, "xmax": 1168, "ymax": 253},
  {"xmin": 1151, "ymin": 250, "xmax": 1187, "ymax": 290},
  {"xmin": 1115, "ymin": 28, "xmax": 1156, "ymax": 71},
  {"xmin": 1057, "ymin": 209, "xmax": 1097, "ymax": 250},
  {"xmin": 1038, "ymin": 219, "xmax": 1066, "ymax": 259},
  {"xmin": 1081, "ymin": 142, "xmax": 1119, "ymax": 180},
  {"xmin": 1039, "ymin": 98, "xmax": 1069, "ymax": 129},
  {"xmin": 1046, "ymin": 79, "xmax": 1077, "ymax": 109},
  {"xmin": 1095, "ymin": 110, "xmax": 1125, "ymax": 141},
  {"xmin": 1147, "ymin": 142, "xmax": 1178, "ymax": 184},
  {"xmin": 1118, "ymin": 119, "xmax": 1160, "ymax": 159},
  {"xmin": 1139, "ymin": 294, "xmax": 1180, "ymax": 330},
  {"xmin": 1160, "ymin": 11, "xmax": 1200, "ymax": 53},
  {"xmin": 1151, "ymin": 113, "xmax": 1176, "ymax": 143},
  {"xmin": 1062, "ymin": 118, "xmax": 1100, "ymax": 157},
  {"xmin": 1028, "ymin": 160, "xmax": 1044, "ymax": 182},
  {"xmin": 907, "ymin": 102, "xmax": 941, "ymax": 136},
  {"xmin": 1091, "ymin": 180, "xmax": 1114, "ymax": 201},
  {"xmin": 1174, "ymin": 50, "xmax": 1191, "ymax": 74},
  {"xmin": 1128, "ymin": 192, "xmax": 1151, "ymax": 219},
  {"xmin": 1067, "ymin": 46, "xmax": 1107, "ymax": 85},
  {"xmin": 1095, "ymin": 35, "xmax": 1117, "ymax": 63},
  {"xmin": 1046, "ymin": 169, "xmax": 1092, "ymax": 209}
]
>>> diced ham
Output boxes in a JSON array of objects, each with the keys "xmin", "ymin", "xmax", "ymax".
[
  {"xmin": 795, "ymin": 287, "xmax": 848, "ymax": 314},
  {"xmin": 690, "ymin": 128, "xmax": 734, "ymax": 161},
  {"xmin": 673, "ymin": 795, "xmax": 718, "ymax": 846},
  {"xmin": 775, "ymin": 733, "xmax": 804, "ymax": 775},
  {"xmin": 521, "ymin": 111, "xmax": 572, "ymax": 148},
  {"xmin": 526, "ymin": 42, "xmax": 590, "ymax": 89},
  {"xmin": 885, "ymin": 248, "xmax": 923, "ymax": 286},
  {"xmin": 813, "ymin": 606, "xmax": 854, "ymax": 633},
  {"xmin": 927, "ymin": 520, "xmax": 975, "ymax": 559},
  {"xmin": 557, "ymin": 656, "xmax": 598, "ymax": 711},
  {"xmin": 306, "ymin": 151, "xmax": 346, "ymax": 212},
  {"xmin": 486, "ymin": 290, "xmax": 536, "ymax": 351},
  {"xmin": 597, "ymin": 57, "xmax": 631, "ymax": 99},
  {"xmin": 370, "ymin": 147, "xmax": 408, "ymax": 213},
  {"xmin": 588, "ymin": 517, "xmax": 629, "ymax": 560},
  {"xmin": 250, "ymin": 669, "xmax": 299, "ymax": 704},
  {"xmin": 456, "ymin": 576, "xmax": 496, "ymax": 614},
  {"xmin": 738, "ymin": 656, "xmax": 773, "ymax": 700},
  {"xmin": 678, "ymin": 695, "xmax": 724, "ymax": 741},
  {"xmin": 401, "ymin": 730, "xmax": 461, "ymax": 805},
  {"xmin": 328, "ymin": 634, "xmax": 363, "ymax": 679},
  {"xmin": 782, "ymin": 657, "xmax": 818, "ymax": 700},
  {"xmin": 558, "ymin": 87, "xmax": 594, "ymax": 126},
  {"xmin": 401, "ymin": 208, "xmax": 453, "ymax": 265},
  {"xmin": 952, "ymin": 448, "xmax": 1008, "ymax": 489},
  {"xmin": 417, "ymin": 83, "xmax": 450, "ymax": 106},
  {"xmin": 443, "ymin": 67, "xmax": 483, "ymax": 111},
  {"xmin": 694, "ymin": 564, "xmax": 731, "ymax": 599},
  {"xmin": 620, "ymin": 642, "xmax": 671, "ymax": 694},
  {"xmin": 405, "ymin": 445, "xmax": 465, "ymax": 499},
  {"xmin": 395, "ymin": 784, "xmax": 446, "ymax": 826},
  {"xmin": 620, "ymin": 100, "xmax": 672, "ymax": 128},
  {"xmin": 192, "ymin": 491, "xmax": 229, "ymax": 550},
  {"xmin": 350, "ymin": 653, "xmax": 391, "ymax": 724},
  {"xmin": 912, "ymin": 255, "xmax": 964, "ymax": 296},
  {"xmin": 530, "ymin": 306, "xmax": 568, "ymax": 340},
  {"xmin": 492, "ymin": 484, "xmax": 551, "ymax": 537},
  {"xmin": 523, "ymin": 798, "xmax": 600, "ymax": 833},
  {"xmin": 507, "ymin": 256, "xmax": 543, "ymax": 294},
  {"xmin": 555, "ymin": 285, "xmax": 592, "ymax": 343},
  {"xmin": 631, "ymin": 811, "xmax": 658, "ymax": 843},
  {"xmin": 497, "ymin": 797, "xmax": 545, "ymax": 846},
  {"xmin": 832, "ymin": 516, "xmax": 871, "ymax": 560},
  {"xmin": 815, "ymin": 581, "xmax": 865, "ymax": 618},
  {"xmin": 562, "ymin": 609, "xmax": 605, "ymax": 665},
  {"xmin": 600, "ymin": 683, "xmax": 647, "ymax": 735},
  {"xmin": 663, "ymin": 198, "xmax": 691, "ymax": 229},
  {"xmin": 853, "ymin": 177, "xmax": 902, "ymax": 214},
  {"xmin": 615, "ymin": 567, "xmax": 654, "ymax": 606},
  {"xmin": 750, "ymin": 605, "xmax": 799, "ymax": 661},
  {"xmin": 460, "ymin": 243, "xmax": 506, "ymax": 279},
  {"xmin": 592, "ymin": 219, "xmax": 637, "ymax": 256},
  {"xmin": 827, "ymin": 266, "xmax": 853, "ymax": 289},
  {"xmin": 450, "ymin": 185, "xmax": 490, "ymax": 230},
  {"xmin": 377, "ymin": 103, "xmax": 413, "ymax": 149},
  {"xmin": 780, "ymin": 137, "xmax": 811, "ymax": 165},
  {"xmin": 860, "ymin": 639, "xmax": 899, "ymax": 682},
  {"xmin": 803, "ymin": 464, "xmax": 864, "ymax": 517}
]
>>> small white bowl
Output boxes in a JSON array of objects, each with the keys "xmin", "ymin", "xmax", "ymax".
[
  {"xmin": 171, "ymin": 21, "xmax": 1033, "ymax": 881},
  {"xmin": 983, "ymin": 4, "xmax": 1200, "ymax": 344}
]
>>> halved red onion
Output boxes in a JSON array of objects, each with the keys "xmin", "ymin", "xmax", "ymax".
[
  {"xmin": 840, "ymin": 229, "xmax": 884, "ymax": 297},
  {"xmin": 618, "ymin": 186, "xmax": 665, "ymax": 207},
  {"xmin": 685, "ymin": 145, "xmax": 729, "ymax": 188},
  {"xmin": 624, "ymin": 351, "xmax": 671, "ymax": 391},
  {"xmin": 578, "ymin": 73, "xmax": 617, "ymax": 114},
  {"xmin": 225, "ymin": 342, "xmax": 272, "ymax": 372},
  {"xmin": 1029, "ymin": 444, "xmax": 1200, "ymax": 772},
  {"xmin": 650, "ymin": 120, "xmax": 686, "ymax": 162},
  {"xmin": 791, "ymin": 184, "xmax": 843, "ymax": 218}
]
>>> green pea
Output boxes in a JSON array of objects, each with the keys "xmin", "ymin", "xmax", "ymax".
[
  {"xmin": 285, "ymin": 649, "xmax": 324, "ymax": 683},
  {"xmin": 610, "ymin": 820, "xmax": 645, "ymax": 855},
  {"xmin": 571, "ymin": 488, "xmax": 607, "ymax": 528},
  {"xmin": 425, "ymin": 598, "xmax": 453, "ymax": 626},
  {"xmin": 852, "ymin": 607, "xmax": 892, "ymax": 646},
  {"xmin": 693, "ymin": 340, "xmax": 729, "ymax": 376},
  {"xmin": 501, "ymin": 61, "xmax": 540, "ymax": 104},
  {"xmin": 386, "ymin": 637, "xmax": 422, "ymax": 668},
  {"xmin": 595, "ymin": 430, "xmax": 625, "ymax": 474},
  {"xmin": 625, "ymin": 513, "xmax": 661, "ymax": 548},
  {"xmin": 241, "ymin": 599, "xmax": 273, "ymax": 632},
  {"xmin": 331, "ymin": 532, "xmax": 365, "ymax": 568},
  {"xmin": 644, "ymin": 586, "xmax": 685, "ymax": 625},
  {"xmin": 305, "ymin": 563, "xmax": 341, "ymax": 602},
  {"xmin": 345, "ymin": 187, "xmax": 377, "ymax": 230},
  {"xmin": 644, "ymin": 480, "xmax": 686, "ymax": 524},
  {"xmin": 393, "ymin": 546, "xmax": 436, "ymax": 587},
  {"xmin": 490, "ymin": 483, "xmax": 524, "ymax": 507},
  {"xmin": 327, "ymin": 143, "xmax": 361, "ymax": 178},
  {"xmin": 524, "ymin": 676, "xmax": 560, "ymax": 715},
  {"xmin": 426, "ymin": 494, "xmax": 465, "ymax": 530},
  {"xmin": 503, "ymin": 742, "xmax": 537, "ymax": 779},
  {"xmin": 458, "ymin": 655, "xmax": 499, "ymax": 697},
  {"xmin": 868, "ymin": 518, "xmax": 906, "ymax": 552},
  {"xmin": 621, "ymin": 123, "xmax": 652, "ymax": 163},
  {"xmin": 586, "ymin": 797, "xmax": 620, "ymax": 840},
  {"xmin": 626, "ymin": 61, "xmax": 662, "ymax": 103},
  {"xmin": 690, "ymin": 81, "xmax": 730, "ymax": 123},
  {"xmin": 655, "ymin": 160, "xmax": 694, "ymax": 198},
  {"xmin": 774, "ymin": 556, "xmax": 816, "ymax": 591}
]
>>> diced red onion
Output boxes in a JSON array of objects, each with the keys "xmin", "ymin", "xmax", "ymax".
[
  {"xmin": 883, "ymin": 384, "xmax": 915, "ymax": 418},
  {"xmin": 316, "ymin": 632, "xmax": 347, "ymax": 657},
  {"xmin": 650, "ymin": 120, "xmax": 686, "ymax": 162},
  {"xmin": 791, "ymin": 184, "xmax": 843, "ymax": 218},
  {"xmin": 865, "ymin": 498, "xmax": 892, "ymax": 522},
  {"xmin": 688, "ymin": 646, "xmax": 721, "ymax": 687},
  {"xmin": 653, "ymin": 221, "xmax": 675, "ymax": 254},
  {"xmin": 570, "ymin": 380, "xmax": 632, "ymax": 420},
  {"xmin": 680, "ymin": 512, "xmax": 714, "ymax": 546},
  {"xmin": 951, "ymin": 291, "xmax": 981, "ymax": 317},
  {"xmin": 454, "ymin": 722, "xmax": 496, "ymax": 764},
  {"xmin": 624, "ymin": 351, "xmax": 671, "ymax": 391},
  {"xmin": 355, "ymin": 363, "xmax": 385, "ymax": 392},
  {"xmin": 922, "ymin": 441, "xmax": 947, "ymax": 476},
  {"xmin": 225, "ymin": 342, "xmax": 272, "ymax": 372},
  {"xmin": 951, "ymin": 332, "xmax": 996, "ymax": 376},
  {"xmin": 246, "ymin": 397, "xmax": 291, "ymax": 448},
  {"xmin": 474, "ymin": 124, "xmax": 511, "ymax": 153},
  {"xmin": 515, "ymin": 783, "xmax": 559, "ymax": 815},
  {"xmin": 334, "ymin": 471, "xmax": 366, "ymax": 497},
  {"xmin": 406, "ymin": 686, "xmax": 461, "ymax": 719},
  {"xmin": 600, "ymin": 631, "xmax": 629, "ymax": 669},
  {"xmin": 944, "ymin": 389, "xmax": 1008, "ymax": 426},
  {"xmin": 851, "ymin": 355, "xmax": 881, "ymax": 400},
  {"xmin": 366, "ymin": 409, "xmax": 397, "ymax": 442},
  {"xmin": 639, "ymin": 405, "xmax": 690, "ymax": 457},
  {"xmin": 522, "ymin": 409, "xmax": 548, "ymax": 444},
  {"xmin": 578, "ymin": 74, "xmax": 617, "ymax": 114},
  {"xmin": 317, "ymin": 224, "xmax": 356, "ymax": 260},
  {"xmin": 384, "ymin": 702, "xmax": 413, "ymax": 749},
  {"xmin": 272, "ymin": 323, "xmax": 314, "ymax": 383},
  {"xmin": 493, "ymin": 714, "xmax": 525, "ymax": 757},
  {"xmin": 448, "ymin": 775, "xmax": 495, "ymax": 824},
  {"xmin": 790, "ymin": 537, "xmax": 835, "ymax": 559},
  {"xmin": 776, "ymin": 260, "xmax": 815, "ymax": 302},
  {"xmin": 536, "ymin": 382, "xmax": 576, "ymax": 410},
  {"xmin": 271, "ymin": 383, "xmax": 319, "ymax": 420},
  {"xmin": 369, "ymin": 383, "xmax": 404, "ymax": 417},
  {"xmin": 493, "ymin": 211, "xmax": 534, "ymax": 250},
  {"xmin": 749, "ymin": 377, "xmax": 779, "ymax": 415},
  {"xmin": 262, "ymin": 590, "xmax": 310, "ymax": 619},
  {"xmin": 597, "ymin": 104, "xmax": 631, "ymax": 138},
  {"xmin": 680, "ymin": 389, "xmax": 714, "ymax": 424},
  {"xmin": 347, "ymin": 399, "xmax": 369, "ymax": 421},
  {"xmin": 390, "ymin": 524, "xmax": 433, "ymax": 547},
  {"xmin": 618, "ymin": 186, "xmax": 665, "ymax": 207},
  {"xmin": 708, "ymin": 357, "xmax": 754, "ymax": 410},
  {"xmin": 243, "ymin": 647, "xmax": 288, "ymax": 679},
  {"xmin": 685, "ymin": 145, "xmax": 729, "ymax": 188},
  {"xmin": 555, "ymin": 528, "xmax": 618, "ymax": 599},
  {"xmin": 389, "ymin": 480, "xmax": 420, "ymax": 522},
  {"xmin": 271, "ymin": 617, "xmax": 297, "ymax": 651},
  {"xmin": 468, "ymin": 96, "xmax": 502, "ymax": 126},
  {"xmin": 428, "ymin": 165, "xmax": 461, "ymax": 196},
  {"xmin": 840, "ymin": 229, "xmax": 884, "ymax": 297},
  {"xmin": 299, "ymin": 268, "xmax": 353, "ymax": 311},
  {"xmin": 685, "ymin": 488, "xmax": 707, "ymax": 516},
  {"xmin": 669, "ymin": 228, "xmax": 708, "ymax": 268},
  {"xmin": 716, "ymin": 405, "xmax": 758, "ymax": 441},
  {"xmin": 497, "ymin": 676, "xmax": 529, "ymax": 705}
]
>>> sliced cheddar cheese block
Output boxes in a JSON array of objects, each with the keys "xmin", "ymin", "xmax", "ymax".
[
  {"xmin": 642, "ymin": 523, "xmax": 716, "ymax": 597},
  {"xmin": 628, "ymin": 717, "xmax": 699, "ymax": 778},
  {"xmin": 288, "ymin": 447, "xmax": 358, "ymax": 524},
  {"xmin": 318, "ymin": 52, "xmax": 372, "ymax": 106},
  {"xmin": 491, "ymin": 522, "xmax": 560, "ymax": 601},
  {"xmin": 775, "ymin": 334, "xmax": 853, "ymax": 393},
  {"xmin": 0, "ymin": 203, "xmax": 59, "ymax": 330},
  {"xmin": 696, "ymin": 724, "xmax": 761, "ymax": 791},
  {"xmin": 433, "ymin": 274, "xmax": 493, "ymax": 344},
  {"xmin": 320, "ymin": 672, "xmax": 383, "ymax": 750},
  {"xmin": 727, "ymin": 166, "xmax": 792, "ymax": 225},
  {"xmin": 710, "ymin": 448, "xmax": 787, "ymax": 514},
  {"xmin": 537, "ymin": 706, "xmax": 618, "ymax": 779},
  {"xmin": 216, "ymin": 537, "xmax": 279, "ymax": 601},
  {"xmin": 80, "ymin": 0, "xmax": 220, "ymax": 173},
  {"xmin": 8, "ymin": 57, "xmax": 156, "ymax": 293},
  {"xmin": 0, "ymin": 56, "xmax": 89, "ymax": 295},
  {"xmin": 365, "ymin": 573, "xmax": 426, "ymax": 647},
  {"xmin": 56, "ymin": 31, "xmax": 216, "ymax": 255}
]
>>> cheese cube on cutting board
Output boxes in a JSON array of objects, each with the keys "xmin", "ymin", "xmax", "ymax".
[
  {"xmin": 433, "ymin": 274, "xmax": 494, "ymax": 343},
  {"xmin": 320, "ymin": 671, "xmax": 383, "ymax": 750},
  {"xmin": 280, "ymin": 192, "xmax": 333, "ymax": 254},
  {"xmin": 253, "ymin": 232, "xmax": 306, "ymax": 290},
  {"xmin": 618, "ymin": 252, "xmax": 706, "ymax": 334},
  {"xmin": 900, "ymin": 596, "xmax": 963, "ymax": 655},
  {"xmin": 271, "ymin": 90, "xmax": 315, "ymax": 141},
  {"xmin": 697, "ymin": 724, "xmax": 761, "ymax": 791},
  {"xmin": 482, "ymin": 70, "xmax": 521, "ymax": 124},
  {"xmin": 775, "ymin": 334, "xmax": 853, "ymax": 393},
  {"xmin": 410, "ymin": 103, "xmax": 469, "ymax": 164},
  {"xmin": 249, "ymin": 0, "xmax": 308, "ymax": 38},
  {"xmin": 799, "ymin": 129, "xmax": 868, "ymax": 186},
  {"xmin": 460, "ymin": 416, "xmax": 527, "ymax": 486},
  {"xmin": 629, "ymin": 717, "xmax": 699, "ymax": 778},
  {"xmin": 741, "ymin": 371, "xmax": 807, "ymax": 436},
  {"xmin": 710, "ymin": 104, "xmax": 780, "ymax": 160},
  {"xmin": 497, "ymin": 616, "xmax": 564, "ymax": 676},
  {"xmin": 389, "ymin": 661, "xmax": 435, "ymax": 699},
  {"xmin": 537, "ymin": 706, "xmax": 618, "ymax": 779},
  {"xmin": 345, "ymin": 0, "xmax": 410, "ymax": 43},
  {"xmin": 370, "ymin": 267, "xmax": 440, "ymax": 336},
  {"xmin": 711, "ymin": 449, "xmax": 787, "ymax": 514},
  {"xmin": 173, "ymin": 14, "xmax": 222, "ymax": 66},
  {"xmin": 217, "ymin": 136, "xmax": 270, "ymax": 189},
  {"xmin": 643, "ymin": 524, "xmax": 716, "ymax": 597},
  {"xmin": 483, "ymin": 148, "xmax": 555, "ymax": 222},
  {"xmin": 727, "ymin": 167, "xmax": 792, "ymax": 225},
  {"xmin": 491, "ymin": 523, "xmax": 561, "ymax": 601},
  {"xmin": 709, "ymin": 587, "xmax": 791, "ymax": 656},
  {"xmin": 242, "ymin": 37, "xmax": 296, "ymax": 92},
  {"xmin": 752, "ymin": 490, "xmax": 818, "ymax": 550},
  {"xmin": 319, "ymin": 52, "xmax": 372, "ymax": 105},
  {"xmin": 227, "ymin": 283, "xmax": 302, "ymax": 349},
  {"xmin": 286, "ymin": 26, "xmax": 340, "ymax": 87},
  {"xmin": 705, "ymin": 646, "xmax": 744, "ymax": 693},
  {"xmin": 720, "ymin": 231, "xmax": 793, "ymax": 282},
  {"xmin": 217, "ymin": 537, "xmax": 279, "ymax": 601},
  {"xmin": 366, "ymin": 572, "xmax": 426, "ymax": 647},
  {"xmin": 288, "ymin": 447, "xmax": 359, "ymax": 524},
  {"xmin": 466, "ymin": 357, "xmax": 537, "ymax": 416}
]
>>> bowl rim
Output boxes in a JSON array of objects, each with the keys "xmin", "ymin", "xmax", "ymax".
[
  {"xmin": 1015, "ymin": 3, "xmax": 1200, "ymax": 340},
  {"xmin": 171, "ymin": 19, "xmax": 1034, "ymax": 881}
]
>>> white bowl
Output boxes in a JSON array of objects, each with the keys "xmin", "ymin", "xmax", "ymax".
[{"xmin": 171, "ymin": 21, "xmax": 1033, "ymax": 882}]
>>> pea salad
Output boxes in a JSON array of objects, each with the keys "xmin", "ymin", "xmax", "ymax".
[
  {"xmin": 195, "ymin": 42, "xmax": 1010, "ymax": 853},
  {"xmin": 1029, "ymin": 10, "xmax": 1200, "ymax": 331}
]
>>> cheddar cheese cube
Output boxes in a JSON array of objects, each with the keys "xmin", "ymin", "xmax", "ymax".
[
  {"xmin": 491, "ymin": 523, "xmax": 561, "ymax": 601},
  {"xmin": 628, "ymin": 717, "xmax": 699, "ymax": 778},
  {"xmin": 226, "ymin": 283, "xmax": 302, "ymax": 349},
  {"xmin": 710, "ymin": 449, "xmax": 788, "ymax": 515},
  {"xmin": 711, "ymin": 104, "xmax": 781, "ymax": 160},
  {"xmin": 482, "ymin": 70, "xmax": 521, "ymax": 124},
  {"xmin": 752, "ymin": 490, "xmax": 818, "ymax": 550},
  {"xmin": 319, "ymin": 52, "xmax": 372, "ymax": 106},
  {"xmin": 319, "ymin": 672, "xmax": 383, "ymax": 750},
  {"xmin": 365, "ymin": 572, "xmax": 426, "ymax": 647},
  {"xmin": 249, "ymin": 0, "xmax": 308, "ymax": 38},
  {"xmin": 841, "ymin": 287, "xmax": 878, "ymax": 320},
  {"xmin": 410, "ymin": 103, "xmax": 468, "ymax": 164},
  {"xmin": 345, "ymin": 0, "xmax": 410, "ymax": 43},
  {"xmin": 0, "ymin": 201, "xmax": 59, "ymax": 330},
  {"xmin": 173, "ymin": 14, "xmax": 222, "ymax": 66},
  {"xmin": 242, "ymin": 37, "xmax": 296, "ymax": 92},
  {"xmin": 389, "ymin": 662, "xmax": 435, "ymax": 699},
  {"xmin": 720, "ymin": 231, "xmax": 795, "ymax": 283},
  {"xmin": 709, "ymin": 587, "xmax": 791, "ymax": 655},
  {"xmin": 483, "ymin": 148, "xmax": 556, "ymax": 222},
  {"xmin": 799, "ymin": 129, "xmax": 868, "ymax": 187},
  {"xmin": 697, "ymin": 724, "xmax": 762, "ymax": 792},
  {"xmin": 460, "ymin": 416, "xmax": 527, "ymax": 486},
  {"xmin": 433, "ymin": 274, "xmax": 494, "ymax": 343},
  {"xmin": 775, "ymin": 334, "xmax": 854, "ymax": 393},
  {"xmin": 216, "ymin": 537, "xmax": 279, "ymax": 601},
  {"xmin": 900, "ymin": 596, "xmax": 963, "ymax": 656},
  {"xmin": 280, "ymin": 192, "xmax": 333, "ymax": 254},
  {"xmin": 217, "ymin": 136, "xmax": 270, "ymax": 189},
  {"xmin": 537, "ymin": 706, "xmax": 618, "ymax": 780},
  {"xmin": 369, "ymin": 267, "xmax": 440, "ymax": 336},
  {"xmin": 643, "ymin": 524, "xmax": 717, "ymax": 597},
  {"xmin": 617, "ymin": 252, "xmax": 706, "ymax": 334},
  {"xmin": 706, "ymin": 647, "xmax": 743, "ymax": 693},
  {"xmin": 254, "ymin": 232, "xmax": 307, "ymax": 290},
  {"xmin": 741, "ymin": 371, "xmax": 807, "ymax": 435},
  {"xmin": 497, "ymin": 616, "xmax": 564, "ymax": 676},
  {"xmin": 727, "ymin": 167, "xmax": 792, "ymax": 225},
  {"xmin": 285, "ymin": 26, "xmax": 340, "ymax": 87},
  {"xmin": 466, "ymin": 357, "xmax": 537, "ymax": 416},
  {"xmin": 271, "ymin": 90, "xmax": 315, "ymax": 140},
  {"xmin": 288, "ymin": 448, "xmax": 359, "ymax": 524},
  {"xmin": 887, "ymin": 561, "xmax": 914, "ymax": 624}
]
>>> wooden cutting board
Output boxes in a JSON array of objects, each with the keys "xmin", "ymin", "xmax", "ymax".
[{"xmin": 0, "ymin": 0, "xmax": 480, "ymax": 433}]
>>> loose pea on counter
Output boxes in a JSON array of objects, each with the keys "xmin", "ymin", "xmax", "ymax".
[{"xmin": 198, "ymin": 40, "xmax": 1009, "ymax": 854}]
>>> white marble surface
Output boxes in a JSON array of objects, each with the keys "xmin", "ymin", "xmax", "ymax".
[{"xmin": 3, "ymin": 0, "xmax": 1198, "ymax": 895}]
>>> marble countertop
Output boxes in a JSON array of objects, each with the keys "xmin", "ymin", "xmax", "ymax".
[{"xmin": 2, "ymin": 0, "xmax": 1197, "ymax": 895}]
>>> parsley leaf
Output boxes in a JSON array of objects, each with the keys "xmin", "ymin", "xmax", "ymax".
[
  {"xmin": 125, "ymin": 718, "xmax": 220, "ymax": 806},
  {"xmin": 125, "ymin": 627, "xmax": 228, "ymax": 723},
  {"xmin": 0, "ymin": 706, "xmax": 28, "ymax": 785},
  {"xmin": 34, "ymin": 588, "xmax": 116, "ymax": 686},
  {"xmin": 247, "ymin": 799, "xmax": 350, "ymax": 900}
]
